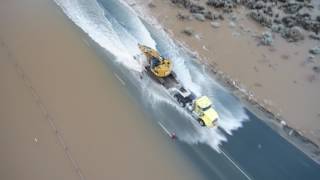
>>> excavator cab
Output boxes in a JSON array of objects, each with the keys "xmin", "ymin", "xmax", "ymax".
[
  {"xmin": 150, "ymin": 57, "xmax": 161, "ymax": 69},
  {"xmin": 138, "ymin": 44, "xmax": 172, "ymax": 78}
]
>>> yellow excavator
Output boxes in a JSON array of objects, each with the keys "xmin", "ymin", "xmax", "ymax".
[
  {"xmin": 138, "ymin": 44, "xmax": 172, "ymax": 78},
  {"xmin": 138, "ymin": 44, "xmax": 219, "ymax": 127}
]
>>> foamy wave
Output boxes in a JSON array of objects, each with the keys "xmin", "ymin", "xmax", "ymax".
[
  {"xmin": 56, "ymin": 0, "xmax": 249, "ymax": 153},
  {"xmin": 127, "ymin": 0, "xmax": 249, "ymax": 151},
  {"xmin": 54, "ymin": 0, "xmax": 154, "ymax": 72}
]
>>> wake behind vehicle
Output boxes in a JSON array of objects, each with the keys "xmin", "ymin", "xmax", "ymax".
[{"xmin": 137, "ymin": 44, "xmax": 219, "ymax": 127}]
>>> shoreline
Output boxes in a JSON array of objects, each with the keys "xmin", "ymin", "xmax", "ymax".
[{"xmin": 128, "ymin": 0, "xmax": 320, "ymax": 164}]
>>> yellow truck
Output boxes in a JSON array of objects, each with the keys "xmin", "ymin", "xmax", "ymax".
[
  {"xmin": 191, "ymin": 96, "xmax": 219, "ymax": 127},
  {"xmin": 138, "ymin": 44, "xmax": 219, "ymax": 127},
  {"xmin": 169, "ymin": 86, "xmax": 219, "ymax": 127}
]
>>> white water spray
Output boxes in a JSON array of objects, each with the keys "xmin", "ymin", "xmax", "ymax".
[
  {"xmin": 54, "ymin": 0, "xmax": 155, "ymax": 72},
  {"xmin": 55, "ymin": 0, "xmax": 249, "ymax": 152}
]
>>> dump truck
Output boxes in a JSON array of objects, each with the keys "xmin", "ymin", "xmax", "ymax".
[{"xmin": 137, "ymin": 44, "xmax": 219, "ymax": 127}]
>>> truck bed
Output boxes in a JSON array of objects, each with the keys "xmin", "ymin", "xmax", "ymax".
[
  {"xmin": 145, "ymin": 66, "xmax": 196, "ymax": 107},
  {"xmin": 145, "ymin": 66, "xmax": 179, "ymax": 89}
]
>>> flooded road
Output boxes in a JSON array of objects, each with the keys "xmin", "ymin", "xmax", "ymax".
[
  {"xmin": 55, "ymin": 0, "xmax": 320, "ymax": 179},
  {"xmin": 0, "ymin": 0, "xmax": 206, "ymax": 179},
  {"xmin": 1, "ymin": 0, "xmax": 320, "ymax": 180}
]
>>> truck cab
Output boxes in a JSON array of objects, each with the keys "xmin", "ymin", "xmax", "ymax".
[
  {"xmin": 170, "ymin": 87, "xmax": 219, "ymax": 128},
  {"xmin": 193, "ymin": 96, "xmax": 219, "ymax": 127}
]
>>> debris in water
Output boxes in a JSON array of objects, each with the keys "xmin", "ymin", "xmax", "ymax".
[
  {"xmin": 195, "ymin": 34, "xmax": 202, "ymax": 40},
  {"xmin": 282, "ymin": 26, "xmax": 304, "ymax": 42},
  {"xmin": 310, "ymin": 46, "xmax": 320, "ymax": 55},
  {"xmin": 281, "ymin": 120, "xmax": 287, "ymax": 128},
  {"xmin": 260, "ymin": 31, "xmax": 273, "ymax": 46},
  {"xmin": 211, "ymin": 21, "xmax": 221, "ymax": 28},
  {"xmin": 148, "ymin": 2, "xmax": 156, "ymax": 8},
  {"xmin": 202, "ymin": 45, "xmax": 208, "ymax": 51},
  {"xmin": 309, "ymin": 33, "xmax": 320, "ymax": 41},
  {"xmin": 281, "ymin": 54, "xmax": 290, "ymax": 60},
  {"xmin": 193, "ymin": 13, "xmax": 205, "ymax": 22},
  {"xmin": 177, "ymin": 12, "xmax": 191, "ymax": 21},
  {"xmin": 232, "ymin": 32, "xmax": 240, "ymax": 37},
  {"xmin": 229, "ymin": 21, "xmax": 236, "ymax": 28},
  {"xmin": 182, "ymin": 27, "xmax": 194, "ymax": 36},
  {"xmin": 313, "ymin": 66, "xmax": 320, "ymax": 74},
  {"xmin": 289, "ymin": 129, "xmax": 294, "ymax": 136}
]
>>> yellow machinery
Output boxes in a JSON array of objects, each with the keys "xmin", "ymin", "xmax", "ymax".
[
  {"xmin": 138, "ymin": 44, "xmax": 219, "ymax": 128},
  {"xmin": 138, "ymin": 44, "xmax": 172, "ymax": 78}
]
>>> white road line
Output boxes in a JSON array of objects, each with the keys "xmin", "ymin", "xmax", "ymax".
[
  {"xmin": 157, "ymin": 121, "xmax": 171, "ymax": 137},
  {"xmin": 158, "ymin": 120, "xmax": 252, "ymax": 180},
  {"xmin": 114, "ymin": 73, "xmax": 126, "ymax": 86},
  {"xmin": 221, "ymin": 150, "xmax": 253, "ymax": 180}
]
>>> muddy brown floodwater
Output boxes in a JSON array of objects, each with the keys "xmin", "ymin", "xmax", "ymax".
[{"xmin": 0, "ymin": 0, "xmax": 206, "ymax": 179}]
